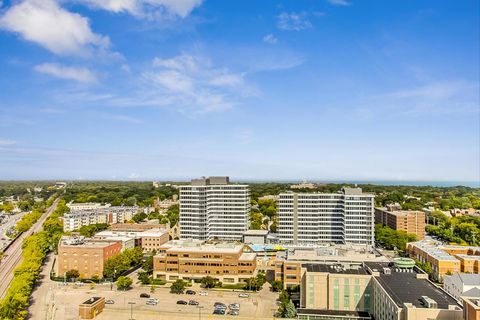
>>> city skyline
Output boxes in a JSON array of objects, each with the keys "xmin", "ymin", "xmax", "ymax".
[{"xmin": 0, "ymin": 0, "xmax": 478, "ymax": 182}]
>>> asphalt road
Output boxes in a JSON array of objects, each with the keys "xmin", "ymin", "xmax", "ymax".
[{"xmin": 0, "ymin": 198, "xmax": 59, "ymax": 299}]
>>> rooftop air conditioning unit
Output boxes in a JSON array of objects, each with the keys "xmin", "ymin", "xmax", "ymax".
[{"xmin": 420, "ymin": 296, "xmax": 438, "ymax": 309}]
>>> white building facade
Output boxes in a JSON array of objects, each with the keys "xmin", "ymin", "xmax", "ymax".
[
  {"xmin": 179, "ymin": 177, "xmax": 250, "ymax": 241},
  {"xmin": 277, "ymin": 187, "xmax": 375, "ymax": 246}
]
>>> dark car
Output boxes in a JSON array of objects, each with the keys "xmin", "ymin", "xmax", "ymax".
[
  {"xmin": 140, "ymin": 293, "xmax": 150, "ymax": 298},
  {"xmin": 213, "ymin": 309, "xmax": 226, "ymax": 315},
  {"xmin": 188, "ymin": 300, "xmax": 199, "ymax": 305},
  {"xmin": 177, "ymin": 300, "xmax": 188, "ymax": 305},
  {"xmin": 185, "ymin": 290, "xmax": 196, "ymax": 295}
]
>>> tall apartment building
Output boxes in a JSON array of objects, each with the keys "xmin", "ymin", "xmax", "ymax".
[
  {"xmin": 375, "ymin": 207, "xmax": 426, "ymax": 239},
  {"xmin": 179, "ymin": 176, "xmax": 249, "ymax": 241},
  {"xmin": 278, "ymin": 187, "xmax": 374, "ymax": 246}
]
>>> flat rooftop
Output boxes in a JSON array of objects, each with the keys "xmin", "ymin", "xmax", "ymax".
[
  {"xmin": 243, "ymin": 230, "xmax": 269, "ymax": 236},
  {"xmin": 158, "ymin": 240, "xmax": 245, "ymax": 254},
  {"xmin": 365, "ymin": 262, "xmax": 459, "ymax": 309},
  {"xmin": 303, "ymin": 263, "xmax": 369, "ymax": 275},
  {"xmin": 408, "ymin": 241, "xmax": 458, "ymax": 261}
]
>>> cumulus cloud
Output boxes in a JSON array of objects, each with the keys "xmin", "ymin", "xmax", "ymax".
[
  {"xmin": 34, "ymin": 63, "xmax": 97, "ymax": 83},
  {"xmin": 0, "ymin": 0, "xmax": 110, "ymax": 56},
  {"xmin": 327, "ymin": 0, "xmax": 350, "ymax": 6},
  {"xmin": 142, "ymin": 53, "xmax": 252, "ymax": 113},
  {"xmin": 76, "ymin": 0, "xmax": 203, "ymax": 19},
  {"xmin": 0, "ymin": 138, "xmax": 16, "ymax": 146},
  {"xmin": 277, "ymin": 12, "xmax": 312, "ymax": 31},
  {"xmin": 263, "ymin": 34, "xmax": 278, "ymax": 44}
]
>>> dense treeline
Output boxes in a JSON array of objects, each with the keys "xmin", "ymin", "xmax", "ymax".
[
  {"xmin": 375, "ymin": 224, "xmax": 417, "ymax": 251},
  {"xmin": 426, "ymin": 215, "xmax": 480, "ymax": 245},
  {"xmin": 250, "ymin": 198, "xmax": 277, "ymax": 231},
  {"xmin": 0, "ymin": 198, "xmax": 65, "ymax": 320},
  {"xmin": 62, "ymin": 182, "xmax": 178, "ymax": 206}
]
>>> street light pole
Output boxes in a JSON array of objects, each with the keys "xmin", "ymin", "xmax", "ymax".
[
  {"xmin": 197, "ymin": 305, "xmax": 204, "ymax": 320},
  {"xmin": 128, "ymin": 302, "xmax": 135, "ymax": 320}
]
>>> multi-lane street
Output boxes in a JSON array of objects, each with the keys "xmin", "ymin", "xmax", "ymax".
[{"xmin": 0, "ymin": 198, "xmax": 59, "ymax": 298}]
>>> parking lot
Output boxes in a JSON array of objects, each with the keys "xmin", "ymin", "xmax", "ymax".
[{"xmin": 50, "ymin": 282, "xmax": 280, "ymax": 320}]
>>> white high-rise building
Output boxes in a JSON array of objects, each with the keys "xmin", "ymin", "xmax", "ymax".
[
  {"xmin": 179, "ymin": 176, "xmax": 250, "ymax": 241},
  {"xmin": 277, "ymin": 187, "xmax": 374, "ymax": 246}
]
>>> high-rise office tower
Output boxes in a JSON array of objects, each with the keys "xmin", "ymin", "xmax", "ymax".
[
  {"xmin": 179, "ymin": 176, "xmax": 250, "ymax": 241},
  {"xmin": 277, "ymin": 187, "xmax": 374, "ymax": 245}
]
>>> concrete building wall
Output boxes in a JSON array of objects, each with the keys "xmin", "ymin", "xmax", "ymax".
[
  {"xmin": 179, "ymin": 177, "xmax": 250, "ymax": 241},
  {"xmin": 278, "ymin": 188, "xmax": 374, "ymax": 246},
  {"xmin": 153, "ymin": 244, "xmax": 257, "ymax": 284}
]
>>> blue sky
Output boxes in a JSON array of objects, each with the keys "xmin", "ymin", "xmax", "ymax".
[{"xmin": 0, "ymin": 0, "xmax": 479, "ymax": 183}]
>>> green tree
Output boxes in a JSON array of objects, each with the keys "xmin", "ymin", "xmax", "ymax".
[
  {"xmin": 132, "ymin": 212, "xmax": 147, "ymax": 223},
  {"xmin": 284, "ymin": 300, "xmax": 296, "ymax": 318},
  {"xmin": 270, "ymin": 280, "xmax": 283, "ymax": 292},
  {"xmin": 200, "ymin": 276, "xmax": 217, "ymax": 289},
  {"xmin": 142, "ymin": 255, "xmax": 154, "ymax": 274},
  {"xmin": 170, "ymin": 279, "xmax": 187, "ymax": 294},
  {"xmin": 65, "ymin": 269, "xmax": 80, "ymax": 280},
  {"xmin": 116, "ymin": 276, "xmax": 133, "ymax": 290},
  {"xmin": 138, "ymin": 272, "xmax": 151, "ymax": 285}
]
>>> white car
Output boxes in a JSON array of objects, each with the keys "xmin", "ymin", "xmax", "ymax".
[
  {"xmin": 199, "ymin": 291, "xmax": 208, "ymax": 296},
  {"xmin": 238, "ymin": 293, "xmax": 249, "ymax": 298}
]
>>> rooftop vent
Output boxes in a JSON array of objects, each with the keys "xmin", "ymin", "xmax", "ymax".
[{"xmin": 420, "ymin": 296, "xmax": 438, "ymax": 309}]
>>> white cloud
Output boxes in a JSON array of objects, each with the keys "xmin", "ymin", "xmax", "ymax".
[
  {"xmin": 351, "ymin": 81, "xmax": 479, "ymax": 118},
  {"xmin": 76, "ymin": 0, "xmax": 203, "ymax": 19},
  {"xmin": 139, "ymin": 53, "xmax": 253, "ymax": 113},
  {"xmin": 34, "ymin": 63, "xmax": 97, "ymax": 83},
  {"xmin": 0, "ymin": 0, "xmax": 110, "ymax": 56},
  {"xmin": 327, "ymin": 0, "xmax": 350, "ymax": 6},
  {"xmin": 277, "ymin": 12, "xmax": 312, "ymax": 31},
  {"xmin": 0, "ymin": 138, "xmax": 16, "ymax": 146},
  {"xmin": 263, "ymin": 34, "xmax": 278, "ymax": 44}
]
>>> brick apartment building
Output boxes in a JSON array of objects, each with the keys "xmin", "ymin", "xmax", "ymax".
[
  {"xmin": 57, "ymin": 236, "xmax": 122, "ymax": 279},
  {"xmin": 375, "ymin": 206, "xmax": 426, "ymax": 240}
]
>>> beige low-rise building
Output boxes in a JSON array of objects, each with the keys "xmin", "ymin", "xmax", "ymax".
[
  {"xmin": 406, "ymin": 241, "xmax": 480, "ymax": 281},
  {"xmin": 138, "ymin": 228, "xmax": 170, "ymax": 253},
  {"xmin": 153, "ymin": 240, "xmax": 257, "ymax": 284},
  {"xmin": 57, "ymin": 236, "xmax": 122, "ymax": 279}
]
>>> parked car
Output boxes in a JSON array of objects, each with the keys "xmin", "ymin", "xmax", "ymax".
[
  {"xmin": 140, "ymin": 293, "xmax": 151, "ymax": 298},
  {"xmin": 146, "ymin": 300, "xmax": 157, "ymax": 305},
  {"xmin": 177, "ymin": 300, "xmax": 188, "ymax": 305},
  {"xmin": 75, "ymin": 281, "xmax": 84, "ymax": 286},
  {"xmin": 185, "ymin": 290, "xmax": 196, "ymax": 295},
  {"xmin": 105, "ymin": 300, "xmax": 115, "ymax": 305},
  {"xmin": 188, "ymin": 300, "xmax": 199, "ymax": 305},
  {"xmin": 213, "ymin": 309, "xmax": 226, "ymax": 315},
  {"xmin": 214, "ymin": 302, "xmax": 227, "ymax": 308},
  {"xmin": 238, "ymin": 293, "xmax": 249, "ymax": 298},
  {"xmin": 229, "ymin": 303, "xmax": 240, "ymax": 310},
  {"xmin": 227, "ymin": 310, "xmax": 239, "ymax": 316},
  {"xmin": 199, "ymin": 291, "xmax": 208, "ymax": 296}
]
